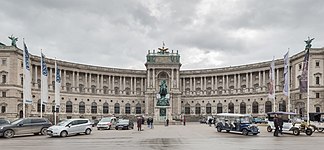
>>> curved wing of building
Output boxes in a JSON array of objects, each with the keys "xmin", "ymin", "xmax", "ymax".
[{"xmin": 0, "ymin": 44, "xmax": 323, "ymax": 122}]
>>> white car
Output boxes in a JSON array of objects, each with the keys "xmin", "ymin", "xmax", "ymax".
[
  {"xmin": 97, "ymin": 117, "xmax": 117, "ymax": 130},
  {"xmin": 46, "ymin": 119, "xmax": 92, "ymax": 137}
]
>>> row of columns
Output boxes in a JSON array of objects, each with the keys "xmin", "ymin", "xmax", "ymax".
[
  {"xmin": 181, "ymin": 69, "xmax": 282, "ymax": 92},
  {"xmin": 31, "ymin": 65, "xmax": 146, "ymax": 94},
  {"xmin": 147, "ymin": 68, "xmax": 180, "ymax": 89}
]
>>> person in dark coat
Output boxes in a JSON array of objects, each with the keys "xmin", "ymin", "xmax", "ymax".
[
  {"xmin": 137, "ymin": 117, "xmax": 142, "ymax": 131},
  {"xmin": 183, "ymin": 116, "xmax": 186, "ymax": 126},
  {"xmin": 273, "ymin": 114, "xmax": 280, "ymax": 136},
  {"xmin": 278, "ymin": 115, "xmax": 284, "ymax": 135},
  {"xmin": 166, "ymin": 118, "xmax": 169, "ymax": 126}
]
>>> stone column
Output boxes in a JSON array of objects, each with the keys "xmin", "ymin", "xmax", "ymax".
[
  {"xmin": 211, "ymin": 76, "xmax": 214, "ymax": 91},
  {"xmin": 147, "ymin": 69, "xmax": 150, "ymax": 88},
  {"xmin": 200, "ymin": 77, "xmax": 203, "ymax": 90},
  {"xmin": 108, "ymin": 75, "xmax": 111, "ymax": 93},
  {"xmin": 258, "ymin": 71, "xmax": 261, "ymax": 87},
  {"xmin": 215, "ymin": 76, "xmax": 218, "ymax": 89},
  {"xmin": 204, "ymin": 76, "xmax": 206, "ymax": 91},
  {"xmin": 63, "ymin": 69, "xmax": 66, "ymax": 91},
  {"xmin": 263, "ymin": 70, "xmax": 266, "ymax": 90},
  {"xmin": 234, "ymin": 74, "xmax": 237, "ymax": 89},
  {"xmin": 246, "ymin": 73, "xmax": 249, "ymax": 89},
  {"xmin": 119, "ymin": 76, "xmax": 122, "ymax": 94},
  {"xmin": 171, "ymin": 68, "xmax": 174, "ymax": 88},
  {"xmin": 131, "ymin": 77, "xmax": 133, "ymax": 93},
  {"xmin": 152, "ymin": 69, "xmax": 155, "ymax": 88},
  {"xmin": 276, "ymin": 69, "xmax": 279, "ymax": 91},
  {"xmin": 182, "ymin": 78, "xmax": 185, "ymax": 92},
  {"xmin": 141, "ymin": 78, "xmax": 143, "ymax": 95},
  {"xmin": 34, "ymin": 65, "xmax": 38, "ymax": 88},
  {"xmin": 238, "ymin": 74, "xmax": 241, "ymax": 91},
  {"xmin": 49, "ymin": 67, "xmax": 53, "ymax": 90},
  {"xmin": 190, "ymin": 77, "xmax": 192, "ymax": 93},
  {"xmin": 250, "ymin": 72, "xmax": 253, "ymax": 88},
  {"xmin": 176, "ymin": 69, "xmax": 179, "ymax": 89},
  {"xmin": 101, "ymin": 74, "xmax": 104, "ymax": 93},
  {"xmin": 134, "ymin": 77, "xmax": 136, "ymax": 95},
  {"xmin": 222, "ymin": 75, "xmax": 225, "ymax": 88},
  {"xmin": 112, "ymin": 76, "xmax": 115, "ymax": 93},
  {"xmin": 76, "ymin": 71, "xmax": 79, "ymax": 92},
  {"xmin": 89, "ymin": 73, "xmax": 92, "ymax": 92},
  {"xmin": 72, "ymin": 71, "xmax": 75, "ymax": 92},
  {"xmin": 123, "ymin": 76, "xmax": 126, "ymax": 94},
  {"xmin": 85, "ymin": 73, "xmax": 88, "ymax": 93},
  {"xmin": 226, "ymin": 75, "xmax": 229, "ymax": 89},
  {"xmin": 193, "ymin": 77, "xmax": 196, "ymax": 92},
  {"xmin": 97, "ymin": 74, "xmax": 99, "ymax": 93}
]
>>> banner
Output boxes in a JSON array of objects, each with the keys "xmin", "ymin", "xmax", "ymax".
[
  {"xmin": 55, "ymin": 60, "xmax": 61, "ymax": 108},
  {"xmin": 283, "ymin": 51, "xmax": 289, "ymax": 96},
  {"xmin": 41, "ymin": 52, "xmax": 48, "ymax": 104},
  {"xmin": 23, "ymin": 42, "xmax": 32, "ymax": 104},
  {"xmin": 268, "ymin": 58, "xmax": 275, "ymax": 99},
  {"xmin": 300, "ymin": 49, "xmax": 309, "ymax": 93}
]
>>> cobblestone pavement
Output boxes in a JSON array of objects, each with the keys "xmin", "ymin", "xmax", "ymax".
[{"xmin": 1, "ymin": 123, "xmax": 323, "ymax": 150}]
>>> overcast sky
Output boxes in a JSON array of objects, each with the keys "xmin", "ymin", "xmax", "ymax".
[{"xmin": 1, "ymin": 0, "xmax": 323, "ymax": 70}]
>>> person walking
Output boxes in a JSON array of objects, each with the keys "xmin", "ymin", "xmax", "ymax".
[
  {"xmin": 150, "ymin": 117, "xmax": 154, "ymax": 129},
  {"xmin": 273, "ymin": 114, "xmax": 280, "ymax": 136},
  {"xmin": 278, "ymin": 115, "xmax": 283, "ymax": 135},
  {"xmin": 137, "ymin": 117, "xmax": 142, "ymax": 131},
  {"xmin": 166, "ymin": 118, "xmax": 169, "ymax": 126},
  {"xmin": 183, "ymin": 116, "xmax": 186, "ymax": 126}
]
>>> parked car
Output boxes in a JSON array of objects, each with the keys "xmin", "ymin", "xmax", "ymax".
[
  {"xmin": 215, "ymin": 113, "xmax": 259, "ymax": 135},
  {"xmin": 46, "ymin": 119, "xmax": 92, "ymax": 137},
  {"xmin": 0, "ymin": 118, "xmax": 52, "ymax": 138},
  {"xmin": 308, "ymin": 112, "xmax": 324, "ymax": 132},
  {"xmin": 97, "ymin": 117, "xmax": 117, "ymax": 130},
  {"xmin": 115, "ymin": 119, "xmax": 134, "ymax": 130},
  {"xmin": 266, "ymin": 112, "xmax": 313, "ymax": 136},
  {"xmin": 90, "ymin": 119, "xmax": 100, "ymax": 127},
  {"xmin": 0, "ymin": 119, "xmax": 10, "ymax": 126},
  {"xmin": 199, "ymin": 118, "xmax": 207, "ymax": 124}
]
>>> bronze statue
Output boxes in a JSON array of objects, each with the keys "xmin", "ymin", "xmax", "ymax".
[
  {"xmin": 304, "ymin": 37, "xmax": 314, "ymax": 50},
  {"xmin": 157, "ymin": 80, "xmax": 170, "ymax": 106},
  {"xmin": 158, "ymin": 41, "xmax": 169, "ymax": 54},
  {"xmin": 8, "ymin": 35, "xmax": 18, "ymax": 47}
]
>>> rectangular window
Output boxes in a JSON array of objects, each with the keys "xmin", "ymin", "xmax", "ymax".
[
  {"xmin": 316, "ymin": 77, "xmax": 320, "ymax": 85},
  {"xmin": 2, "ymin": 59, "xmax": 6, "ymax": 65},
  {"xmin": 2, "ymin": 75, "xmax": 6, "ymax": 84},
  {"xmin": 316, "ymin": 93, "xmax": 320, "ymax": 98},
  {"xmin": 315, "ymin": 61, "xmax": 320, "ymax": 67},
  {"xmin": 2, "ymin": 92, "xmax": 6, "ymax": 97},
  {"xmin": 1, "ymin": 106, "xmax": 5, "ymax": 113}
]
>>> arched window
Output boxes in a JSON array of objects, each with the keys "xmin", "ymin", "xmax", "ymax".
[
  {"xmin": 91, "ymin": 102, "xmax": 97, "ymax": 114},
  {"xmin": 279, "ymin": 100, "xmax": 286, "ymax": 112},
  {"xmin": 240, "ymin": 102, "xmax": 246, "ymax": 114},
  {"xmin": 37, "ymin": 99, "xmax": 45, "ymax": 112},
  {"xmin": 103, "ymin": 102, "xmax": 109, "ymax": 114},
  {"xmin": 228, "ymin": 102, "xmax": 234, "ymax": 113},
  {"xmin": 217, "ymin": 103, "xmax": 223, "ymax": 113},
  {"xmin": 206, "ymin": 103, "xmax": 212, "ymax": 114},
  {"xmin": 125, "ymin": 103, "xmax": 131, "ymax": 114},
  {"xmin": 79, "ymin": 101, "xmax": 85, "ymax": 114},
  {"xmin": 66, "ymin": 101, "xmax": 72, "ymax": 113},
  {"xmin": 195, "ymin": 103, "xmax": 201, "ymax": 114},
  {"xmin": 316, "ymin": 107, "xmax": 321, "ymax": 112},
  {"xmin": 252, "ymin": 101, "xmax": 259, "ymax": 114},
  {"xmin": 114, "ymin": 103, "xmax": 120, "ymax": 114},
  {"xmin": 135, "ymin": 103, "xmax": 141, "ymax": 114},
  {"xmin": 184, "ymin": 103, "xmax": 190, "ymax": 114},
  {"xmin": 265, "ymin": 101, "xmax": 272, "ymax": 113}
]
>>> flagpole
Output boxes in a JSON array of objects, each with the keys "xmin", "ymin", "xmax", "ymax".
[
  {"xmin": 23, "ymin": 38, "xmax": 26, "ymax": 118},
  {"xmin": 54, "ymin": 58, "xmax": 57, "ymax": 125},
  {"xmin": 40, "ymin": 49, "xmax": 43, "ymax": 118},
  {"xmin": 273, "ymin": 56, "xmax": 276, "ymax": 112},
  {"xmin": 287, "ymin": 49, "xmax": 291, "ymax": 113},
  {"xmin": 307, "ymin": 49, "xmax": 310, "ymax": 126}
]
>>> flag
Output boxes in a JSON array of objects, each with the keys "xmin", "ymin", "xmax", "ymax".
[
  {"xmin": 23, "ymin": 42, "xmax": 32, "ymax": 104},
  {"xmin": 55, "ymin": 60, "xmax": 61, "ymax": 108},
  {"xmin": 268, "ymin": 58, "xmax": 275, "ymax": 99},
  {"xmin": 41, "ymin": 52, "xmax": 48, "ymax": 105},
  {"xmin": 283, "ymin": 51, "xmax": 289, "ymax": 96},
  {"xmin": 300, "ymin": 49, "xmax": 309, "ymax": 93}
]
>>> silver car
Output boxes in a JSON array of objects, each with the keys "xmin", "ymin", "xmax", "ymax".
[
  {"xmin": 46, "ymin": 119, "xmax": 92, "ymax": 137},
  {"xmin": 97, "ymin": 117, "xmax": 117, "ymax": 130}
]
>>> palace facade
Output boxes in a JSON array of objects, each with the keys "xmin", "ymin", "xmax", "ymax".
[{"xmin": 0, "ymin": 44, "xmax": 323, "ymax": 121}]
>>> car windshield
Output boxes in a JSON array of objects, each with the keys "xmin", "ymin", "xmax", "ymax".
[
  {"xmin": 10, "ymin": 119, "xmax": 23, "ymax": 125},
  {"xmin": 100, "ymin": 118, "xmax": 112, "ymax": 122},
  {"xmin": 118, "ymin": 120, "xmax": 129, "ymax": 124},
  {"xmin": 240, "ymin": 117, "xmax": 251, "ymax": 123},
  {"xmin": 57, "ymin": 120, "xmax": 71, "ymax": 126}
]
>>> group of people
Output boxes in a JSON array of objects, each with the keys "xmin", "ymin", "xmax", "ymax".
[
  {"xmin": 273, "ymin": 114, "xmax": 284, "ymax": 137},
  {"xmin": 147, "ymin": 117, "xmax": 154, "ymax": 129}
]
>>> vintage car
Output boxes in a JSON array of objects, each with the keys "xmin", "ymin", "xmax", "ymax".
[
  {"xmin": 215, "ymin": 113, "xmax": 259, "ymax": 135},
  {"xmin": 266, "ymin": 112, "xmax": 313, "ymax": 136},
  {"xmin": 309, "ymin": 112, "xmax": 324, "ymax": 132}
]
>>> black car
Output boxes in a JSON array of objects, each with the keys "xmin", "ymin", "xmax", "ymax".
[
  {"xmin": 115, "ymin": 119, "xmax": 134, "ymax": 130},
  {"xmin": 0, "ymin": 119, "xmax": 10, "ymax": 126},
  {"xmin": 0, "ymin": 118, "xmax": 52, "ymax": 138}
]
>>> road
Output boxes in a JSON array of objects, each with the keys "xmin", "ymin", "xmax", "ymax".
[{"xmin": 0, "ymin": 123, "xmax": 323, "ymax": 150}]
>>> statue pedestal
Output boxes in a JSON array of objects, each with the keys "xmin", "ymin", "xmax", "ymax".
[{"xmin": 154, "ymin": 106, "xmax": 171, "ymax": 123}]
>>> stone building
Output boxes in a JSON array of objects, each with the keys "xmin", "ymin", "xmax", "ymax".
[{"xmin": 0, "ymin": 43, "xmax": 323, "ymax": 122}]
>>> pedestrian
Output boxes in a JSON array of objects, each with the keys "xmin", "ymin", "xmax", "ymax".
[
  {"xmin": 137, "ymin": 117, "xmax": 142, "ymax": 131},
  {"xmin": 273, "ymin": 114, "xmax": 280, "ymax": 137},
  {"xmin": 208, "ymin": 118, "xmax": 212, "ymax": 127},
  {"xmin": 183, "ymin": 116, "xmax": 186, "ymax": 126},
  {"xmin": 147, "ymin": 118, "xmax": 150, "ymax": 128},
  {"xmin": 150, "ymin": 117, "xmax": 154, "ymax": 129},
  {"xmin": 278, "ymin": 115, "xmax": 283, "ymax": 135},
  {"xmin": 166, "ymin": 118, "xmax": 169, "ymax": 126}
]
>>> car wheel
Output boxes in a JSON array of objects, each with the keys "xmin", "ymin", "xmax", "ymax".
[
  {"xmin": 3, "ymin": 130, "xmax": 15, "ymax": 138},
  {"xmin": 242, "ymin": 129, "xmax": 248, "ymax": 136},
  {"xmin": 85, "ymin": 129, "xmax": 91, "ymax": 135},
  {"xmin": 306, "ymin": 128, "xmax": 313, "ymax": 136},
  {"xmin": 318, "ymin": 128, "xmax": 324, "ymax": 132},
  {"xmin": 267, "ymin": 126, "xmax": 272, "ymax": 132},
  {"xmin": 292, "ymin": 129, "xmax": 300, "ymax": 136},
  {"xmin": 217, "ymin": 126, "xmax": 222, "ymax": 132},
  {"xmin": 60, "ymin": 131, "xmax": 68, "ymax": 137},
  {"xmin": 40, "ymin": 128, "xmax": 48, "ymax": 135}
]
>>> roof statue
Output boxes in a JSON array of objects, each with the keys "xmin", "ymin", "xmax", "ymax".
[
  {"xmin": 158, "ymin": 41, "xmax": 169, "ymax": 54},
  {"xmin": 304, "ymin": 37, "xmax": 314, "ymax": 50},
  {"xmin": 8, "ymin": 35, "xmax": 18, "ymax": 47}
]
